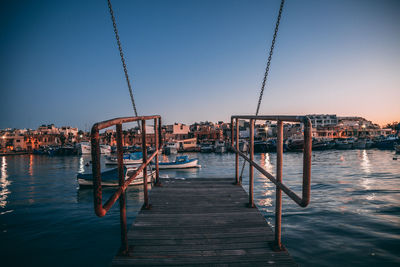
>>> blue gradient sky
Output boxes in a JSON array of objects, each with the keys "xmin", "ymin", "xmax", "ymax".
[{"xmin": 1, "ymin": 0, "xmax": 399, "ymax": 130}]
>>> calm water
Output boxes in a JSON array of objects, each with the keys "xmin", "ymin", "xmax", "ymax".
[{"xmin": 0, "ymin": 150, "xmax": 399, "ymax": 266}]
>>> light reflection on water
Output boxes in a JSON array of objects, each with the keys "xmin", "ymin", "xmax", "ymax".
[
  {"xmin": 0, "ymin": 156, "xmax": 11, "ymax": 208},
  {"xmin": 0, "ymin": 150, "xmax": 399, "ymax": 267}
]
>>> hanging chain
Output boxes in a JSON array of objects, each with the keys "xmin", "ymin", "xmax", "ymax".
[
  {"xmin": 107, "ymin": 0, "xmax": 139, "ymax": 120},
  {"xmin": 240, "ymin": 0, "xmax": 285, "ymax": 182},
  {"xmin": 255, "ymin": 0, "xmax": 284, "ymax": 116}
]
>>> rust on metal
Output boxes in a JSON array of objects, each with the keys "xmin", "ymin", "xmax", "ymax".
[
  {"xmin": 275, "ymin": 120, "xmax": 283, "ymax": 250},
  {"xmin": 90, "ymin": 115, "xmax": 162, "ymax": 253},
  {"xmin": 231, "ymin": 114, "xmax": 312, "ymax": 250},
  {"xmin": 249, "ymin": 119, "xmax": 255, "ymax": 208},
  {"xmin": 141, "ymin": 119, "xmax": 150, "ymax": 209},
  {"xmin": 235, "ymin": 118, "xmax": 240, "ymax": 185}
]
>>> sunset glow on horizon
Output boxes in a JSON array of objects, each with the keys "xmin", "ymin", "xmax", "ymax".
[{"xmin": 1, "ymin": 0, "xmax": 399, "ymax": 129}]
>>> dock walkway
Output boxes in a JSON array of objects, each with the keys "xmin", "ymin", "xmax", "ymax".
[{"xmin": 112, "ymin": 178, "xmax": 296, "ymax": 266}]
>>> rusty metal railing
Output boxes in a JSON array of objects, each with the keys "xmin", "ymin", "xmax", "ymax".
[
  {"xmin": 230, "ymin": 115, "xmax": 312, "ymax": 250},
  {"xmin": 91, "ymin": 115, "xmax": 162, "ymax": 254}
]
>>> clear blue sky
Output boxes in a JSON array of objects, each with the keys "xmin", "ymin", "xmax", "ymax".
[{"xmin": 1, "ymin": 0, "xmax": 399, "ymax": 130}]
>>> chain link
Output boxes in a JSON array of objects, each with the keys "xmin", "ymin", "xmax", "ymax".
[
  {"xmin": 107, "ymin": 0, "xmax": 139, "ymax": 120},
  {"xmin": 240, "ymin": 0, "xmax": 285, "ymax": 182}
]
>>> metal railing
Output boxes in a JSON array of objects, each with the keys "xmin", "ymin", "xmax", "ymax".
[
  {"xmin": 230, "ymin": 115, "xmax": 312, "ymax": 250},
  {"xmin": 91, "ymin": 115, "xmax": 162, "ymax": 254}
]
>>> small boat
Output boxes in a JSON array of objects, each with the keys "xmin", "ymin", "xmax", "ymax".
[
  {"xmin": 375, "ymin": 135, "xmax": 399, "ymax": 150},
  {"xmin": 353, "ymin": 138, "xmax": 367, "ymax": 149},
  {"xmin": 77, "ymin": 166, "xmax": 154, "ymax": 187},
  {"xmin": 105, "ymin": 152, "xmax": 143, "ymax": 165},
  {"xmin": 200, "ymin": 143, "xmax": 214, "ymax": 153},
  {"xmin": 335, "ymin": 138, "xmax": 353, "ymax": 149},
  {"xmin": 154, "ymin": 156, "xmax": 200, "ymax": 169},
  {"xmin": 78, "ymin": 142, "xmax": 111, "ymax": 154},
  {"xmin": 214, "ymin": 140, "xmax": 226, "ymax": 153},
  {"xmin": 163, "ymin": 142, "xmax": 178, "ymax": 155}
]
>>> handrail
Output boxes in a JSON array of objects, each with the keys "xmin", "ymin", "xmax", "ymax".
[
  {"xmin": 230, "ymin": 115, "xmax": 312, "ymax": 250},
  {"xmin": 91, "ymin": 115, "xmax": 163, "ymax": 255}
]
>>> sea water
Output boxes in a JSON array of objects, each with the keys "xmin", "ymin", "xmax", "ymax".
[{"xmin": 0, "ymin": 150, "xmax": 399, "ymax": 266}]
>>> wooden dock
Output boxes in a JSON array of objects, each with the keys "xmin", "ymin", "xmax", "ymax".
[{"xmin": 112, "ymin": 178, "xmax": 297, "ymax": 266}]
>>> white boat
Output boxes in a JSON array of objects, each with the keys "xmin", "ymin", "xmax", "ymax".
[
  {"xmin": 77, "ymin": 166, "xmax": 155, "ymax": 187},
  {"xmin": 214, "ymin": 140, "xmax": 226, "ymax": 153},
  {"xmin": 153, "ymin": 156, "xmax": 200, "ymax": 169},
  {"xmin": 78, "ymin": 142, "xmax": 111, "ymax": 154},
  {"xmin": 105, "ymin": 152, "xmax": 143, "ymax": 165},
  {"xmin": 163, "ymin": 142, "xmax": 178, "ymax": 155}
]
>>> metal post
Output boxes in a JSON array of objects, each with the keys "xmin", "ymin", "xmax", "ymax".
[
  {"xmin": 116, "ymin": 124, "xmax": 128, "ymax": 254},
  {"xmin": 142, "ymin": 119, "xmax": 149, "ymax": 209},
  {"xmin": 235, "ymin": 118, "xmax": 240, "ymax": 185},
  {"xmin": 154, "ymin": 118, "xmax": 160, "ymax": 186},
  {"xmin": 303, "ymin": 118, "xmax": 312, "ymax": 205},
  {"xmin": 275, "ymin": 120, "xmax": 283, "ymax": 250},
  {"xmin": 249, "ymin": 119, "xmax": 254, "ymax": 208},
  {"xmin": 91, "ymin": 127, "xmax": 104, "ymax": 217}
]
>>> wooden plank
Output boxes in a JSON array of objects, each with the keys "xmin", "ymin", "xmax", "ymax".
[{"xmin": 112, "ymin": 178, "xmax": 296, "ymax": 266}]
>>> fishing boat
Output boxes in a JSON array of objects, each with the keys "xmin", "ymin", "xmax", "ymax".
[
  {"xmin": 105, "ymin": 152, "xmax": 143, "ymax": 165},
  {"xmin": 163, "ymin": 142, "xmax": 178, "ymax": 155},
  {"xmin": 77, "ymin": 166, "xmax": 155, "ymax": 187},
  {"xmin": 153, "ymin": 156, "xmax": 200, "ymax": 169},
  {"xmin": 78, "ymin": 142, "xmax": 111, "ymax": 154}
]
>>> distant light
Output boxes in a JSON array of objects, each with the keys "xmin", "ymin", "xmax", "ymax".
[
  {"xmin": 362, "ymin": 124, "xmax": 366, "ymax": 129},
  {"xmin": 264, "ymin": 127, "xmax": 269, "ymax": 132}
]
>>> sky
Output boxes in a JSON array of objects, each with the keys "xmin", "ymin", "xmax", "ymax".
[{"xmin": 1, "ymin": 0, "xmax": 399, "ymax": 130}]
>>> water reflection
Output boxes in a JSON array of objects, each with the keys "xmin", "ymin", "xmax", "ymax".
[
  {"xmin": 29, "ymin": 154, "xmax": 33, "ymax": 176},
  {"xmin": 79, "ymin": 156, "xmax": 85, "ymax": 173},
  {"xmin": 260, "ymin": 153, "xmax": 274, "ymax": 174},
  {"xmin": 0, "ymin": 156, "xmax": 11, "ymax": 208},
  {"xmin": 360, "ymin": 150, "xmax": 371, "ymax": 174}
]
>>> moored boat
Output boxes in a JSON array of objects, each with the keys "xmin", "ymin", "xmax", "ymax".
[
  {"xmin": 105, "ymin": 152, "xmax": 143, "ymax": 165},
  {"xmin": 154, "ymin": 156, "xmax": 200, "ymax": 169},
  {"xmin": 374, "ymin": 135, "xmax": 399, "ymax": 150},
  {"xmin": 335, "ymin": 138, "xmax": 352, "ymax": 149},
  {"xmin": 214, "ymin": 140, "xmax": 226, "ymax": 153},
  {"xmin": 77, "ymin": 166, "xmax": 154, "ymax": 187},
  {"xmin": 200, "ymin": 143, "xmax": 214, "ymax": 153},
  {"xmin": 78, "ymin": 142, "xmax": 111, "ymax": 154}
]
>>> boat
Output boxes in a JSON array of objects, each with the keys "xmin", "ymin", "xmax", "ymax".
[
  {"xmin": 214, "ymin": 140, "xmax": 226, "ymax": 153},
  {"xmin": 200, "ymin": 142, "xmax": 214, "ymax": 153},
  {"xmin": 105, "ymin": 152, "xmax": 143, "ymax": 165},
  {"xmin": 312, "ymin": 138, "xmax": 330, "ymax": 151},
  {"xmin": 353, "ymin": 138, "xmax": 367, "ymax": 149},
  {"xmin": 254, "ymin": 140, "xmax": 268, "ymax": 153},
  {"xmin": 153, "ymin": 155, "xmax": 200, "ymax": 169},
  {"xmin": 163, "ymin": 142, "xmax": 178, "ymax": 155},
  {"xmin": 78, "ymin": 142, "xmax": 111, "ymax": 154},
  {"xmin": 374, "ymin": 135, "xmax": 399, "ymax": 150},
  {"xmin": 335, "ymin": 138, "xmax": 353, "ymax": 149},
  {"xmin": 77, "ymin": 166, "xmax": 155, "ymax": 187}
]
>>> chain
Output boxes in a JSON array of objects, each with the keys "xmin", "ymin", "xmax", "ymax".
[
  {"xmin": 240, "ymin": 0, "xmax": 285, "ymax": 182},
  {"xmin": 107, "ymin": 0, "xmax": 139, "ymax": 121}
]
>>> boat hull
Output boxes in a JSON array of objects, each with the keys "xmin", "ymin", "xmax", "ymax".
[{"xmin": 155, "ymin": 159, "xmax": 200, "ymax": 169}]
